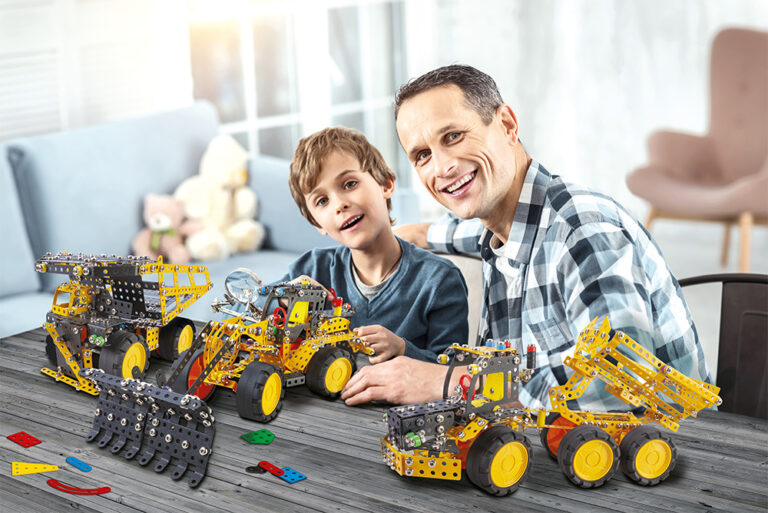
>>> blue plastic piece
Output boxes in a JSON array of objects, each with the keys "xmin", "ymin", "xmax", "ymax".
[
  {"xmin": 66, "ymin": 456, "xmax": 92, "ymax": 472},
  {"xmin": 485, "ymin": 339, "xmax": 494, "ymax": 347},
  {"xmin": 278, "ymin": 467, "xmax": 306, "ymax": 484}
]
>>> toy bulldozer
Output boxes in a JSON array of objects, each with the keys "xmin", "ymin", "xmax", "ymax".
[
  {"xmin": 36, "ymin": 252, "xmax": 212, "ymax": 395},
  {"xmin": 165, "ymin": 268, "xmax": 372, "ymax": 422},
  {"xmin": 381, "ymin": 318, "xmax": 721, "ymax": 495}
]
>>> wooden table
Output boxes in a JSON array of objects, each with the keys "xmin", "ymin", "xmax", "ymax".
[{"xmin": 2, "ymin": 328, "xmax": 767, "ymax": 513}]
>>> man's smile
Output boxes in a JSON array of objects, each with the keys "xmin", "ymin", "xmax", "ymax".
[{"xmin": 442, "ymin": 170, "xmax": 477, "ymax": 196}]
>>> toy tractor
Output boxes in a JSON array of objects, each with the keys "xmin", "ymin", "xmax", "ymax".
[
  {"xmin": 381, "ymin": 318, "xmax": 722, "ymax": 495},
  {"xmin": 165, "ymin": 268, "xmax": 372, "ymax": 423},
  {"xmin": 36, "ymin": 252, "xmax": 212, "ymax": 395},
  {"xmin": 382, "ymin": 341, "xmax": 538, "ymax": 495}
]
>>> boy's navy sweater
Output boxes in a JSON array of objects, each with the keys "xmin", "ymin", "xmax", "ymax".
[{"xmin": 280, "ymin": 237, "xmax": 469, "ymax": 362}]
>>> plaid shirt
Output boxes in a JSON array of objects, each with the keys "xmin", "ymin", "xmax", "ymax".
[{"xmin": 427, "ymin": 160, "xmax": 711, "ymax": 411}]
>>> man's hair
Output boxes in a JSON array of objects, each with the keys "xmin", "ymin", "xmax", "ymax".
[
  {"xmin": 395, "ymin": 64, "xmax": 504, "ymax": 124},
  {"xmin": 290, "ymin": 127, "xmax": 396, "ymax": 227}
]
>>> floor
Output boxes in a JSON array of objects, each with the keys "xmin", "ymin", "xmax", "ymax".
[{"xmin": 651, "ymin": 221, "xmax": 768, "ymax": 379}]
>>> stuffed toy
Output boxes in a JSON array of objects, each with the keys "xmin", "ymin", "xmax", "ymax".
[
  {"xmin": 175, "ymin": 134, "xmax": 265, "ymax": 260},
  {"xmin": 132, "ymin": 194, "xmax": 191, "ymax": 263}
]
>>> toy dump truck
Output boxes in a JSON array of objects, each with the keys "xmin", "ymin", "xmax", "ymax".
[
  {"xmin": 381, "ymin": 317, "xmax": 721, "ymax": 495},
  {"xmin": 36, "ymin": 252, "xmax": 212, "ymax": 395},
  {"xmin": 166, "ymin": 268, "xmax": 372, "ymax": 422}
]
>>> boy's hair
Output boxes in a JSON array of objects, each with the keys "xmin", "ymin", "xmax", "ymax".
[
  {"xmin": 395, "ymin": 64, "xmax": 503, "ymax": 125},
  {"xmin": 290, "ymin": 127, "xmax": 396, "ymax": 227}
]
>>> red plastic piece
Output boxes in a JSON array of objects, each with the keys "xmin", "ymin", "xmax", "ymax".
[
  {"xmin": 258, "ymin": 460, "xmax": 285, "ymax": 477},
  {"xmin": 7, "ymin": 432, "xmax": 41, "ymax": 448},
  {"xmin": 272, "ymin": 307, "xmax": 286, "ymax": 329},
  {"xmin": 47, "ymin": 479, "xmax": 110, "ymax": 495},
  {"xmin": 458, "ymin": 374, "xmax": 476, "ymax": 401},
  {"xmin": 527, "ymin": 344, "xmax": 536, "ymax": 352},
  {"xmin": 328, "ymin": 288, "xmax": 343, "ymax": 308}
]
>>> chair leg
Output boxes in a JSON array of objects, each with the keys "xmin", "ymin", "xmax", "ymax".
[
  {"xmin": 721, "ymin": 221, "xmax": 731, "ymax": 267},
  {"xmin": 645, "ymin": 207, "xmax": 657, "ymax": 231},
  {"xmin": 738, "ymin": 212, "xmax": 753, "ymax": 273}
]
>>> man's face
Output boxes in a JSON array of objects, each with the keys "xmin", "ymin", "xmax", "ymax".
[
  {"xmin": 396, "ymin": 84, "xmax": 519, "ymax": 222},
  {"xmin": 305, "ymin": 150, "xmax": 394, "ymax": 250}
]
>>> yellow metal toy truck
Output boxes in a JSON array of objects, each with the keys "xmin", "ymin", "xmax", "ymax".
[
  {"xmin": 36, "ymin": 252, "xmax": 212, "ymax": 395},
  {"xmin": 166, "ymin": 268, "xmax": 372, "ymax": 422},
  {"xmin": 381, "ymin": 318, "xmax": 721, "ymax": 495}
]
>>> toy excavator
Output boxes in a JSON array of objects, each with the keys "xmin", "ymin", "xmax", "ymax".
[
  {"xmin": 381, "ymin": 317, "xmax": 721, "ymax": 495},
  {"xmin": 36, "ymin": 252, "xmax": 212, "ymax": 395},
  {"xmin": 165, "ymin": 268, "xmax": 372, "ymax": 422}
]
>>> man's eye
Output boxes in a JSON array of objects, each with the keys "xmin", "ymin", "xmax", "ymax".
[
  {"xmin": 416, "ymin": 150, "xmax": 431, "ymax": 163},
  {"xmin": 315, "ymin": 197, "xmax": 328, "ymax": 207},
  {"xmin": 344, "ymin": 180, "xmax": 358, "ymax": 190},
  {"xmin": 445, "ymin": 132, "xmax": 462, "ymax": 143}
]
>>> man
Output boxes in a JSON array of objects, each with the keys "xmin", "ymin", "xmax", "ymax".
[{"xmin": 341, "ymin": 64, "xmax": 710, "ymax": 410}]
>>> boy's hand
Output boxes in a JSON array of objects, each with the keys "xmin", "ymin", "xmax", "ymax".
[
  {"xmin": 289, "ymin": 275, "xmax": 327, "ymax": 292},
  {"xmin": 354, "ymin": 325, "xmax": 405, "ymax": 364},
  {"xmin": 341, "ymin": 356, "xmax": 447, "ymax": 405}
]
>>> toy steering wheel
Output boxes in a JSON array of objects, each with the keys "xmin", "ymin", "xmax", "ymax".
[
  {"xmin": 459, "ymin": 374, "xmax": 476, "ymax": 401},
  {"xmin": 272, "ymin": 306, "xmax": 286, "ymax": 329}
]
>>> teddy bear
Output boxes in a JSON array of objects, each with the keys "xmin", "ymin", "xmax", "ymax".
[
  {"xmin": 132, "ymin": 194, "xmax": 191, "ymax": 263},
  {"xmin": 174, "ymin": 134, "xmax": 265, "ymax": 261}
]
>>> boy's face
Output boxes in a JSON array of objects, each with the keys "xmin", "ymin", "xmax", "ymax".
[{"xmin": 305, "ymin": 150, "xmax": 394, "ymax": 250}]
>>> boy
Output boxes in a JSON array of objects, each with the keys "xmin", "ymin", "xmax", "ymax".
[{"xmin": 283, "ymin": 127, "xmax": 469, "ymax": 364}]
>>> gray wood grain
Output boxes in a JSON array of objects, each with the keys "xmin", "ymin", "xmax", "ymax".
[{"xmin": 1, "ymin": 329, "xmax": 767, "ymax": 513}]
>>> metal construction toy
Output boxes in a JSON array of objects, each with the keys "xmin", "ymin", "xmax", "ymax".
[
  {"xmin": 381, "ymin": 318, "xmax": 722, "ymax": 496},
  {"xmin": 80, "ymin": 368, "xmax": 215, "ymax": 488},
  {"xmin": 36, "ymin": 252, "xmax": 212, "ymax": 395},
  {"xmin": 165, "ymin": 268, "xmax": 372, "ymax": 422}
]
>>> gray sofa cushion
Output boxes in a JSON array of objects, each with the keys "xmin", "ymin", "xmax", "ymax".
[
  {"xmin": 250, "ymin": 155, "xmax": 336, "ymax": 253},
  {"xmin": 0, "ymin": 145, "xmax": 40, "ymax": 297},
  {"xmin": 8, "ymin": 102, "xmax": 219, "ymax": 290}
]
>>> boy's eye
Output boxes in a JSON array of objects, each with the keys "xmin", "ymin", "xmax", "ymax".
[
  {"xmin": 315, "ymin": 197, "xmax": 328, "ymax": 207},
  {"xmin": 343, "ymin": 180, "xmax": 358, "ymax": 190}
]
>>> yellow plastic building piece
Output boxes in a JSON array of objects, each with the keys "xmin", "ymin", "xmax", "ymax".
[{"xmin": 12, "ymin": 462, "xmax": 59, "ymax": 476}]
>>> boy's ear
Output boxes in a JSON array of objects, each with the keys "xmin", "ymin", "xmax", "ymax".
[
  {"xmin": 315, "ymin": 225, "xmax": 328, "ymax": 236},
  {"xmin": 381, "ymin": 176, "xmax": 396, "ymax": 199}
]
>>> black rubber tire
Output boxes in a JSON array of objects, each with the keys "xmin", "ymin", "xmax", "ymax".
[
  {"xmin": 45, "ymin": 334, "xmax": 58, "ymax": 368},
  {"xmin": 305, "ymin": 346, "xmax": 355, "ymax": 398},
  {"xmin": 98, "ymin": 331, "xmax": 150, "ymax": 379},
  {"xmin": 236, "ymin": 362, "xmax": 284, "ymax": 423},
  {"xmin": 620, "ymin": 425, "xmax": 677, "ymax": 486},
  {"xmin": 540, "ymin": 412, "xmax": 577, "ymax": 460},
  {"xmin": 168, "ymin": 349, "xmax": 216, "ymax": 401},
  {"xmin": 558, "ymin": 424, "xmax": 619, "ymax": 488},
  {"xmin": 465, "ymin": 425, "xmax": 533, "ymax": 496},
  {"xmin": 157, "ymin": 317, "xmax": 196, "ymax": 361}
]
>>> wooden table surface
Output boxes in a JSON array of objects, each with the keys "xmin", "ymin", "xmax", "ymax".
[{"xmin": 1, "ymin": 328, "xmax": 767, "ymax": 513}]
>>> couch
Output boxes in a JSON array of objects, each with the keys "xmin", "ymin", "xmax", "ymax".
[{"xmin": 0, "ymin": 102, "xmax": 482, "ymax": 341}]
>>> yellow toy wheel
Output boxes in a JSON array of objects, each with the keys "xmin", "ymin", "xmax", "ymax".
[
  {"xmin": 99, "ymin": 331, "xmax": 149, "ymax": 379},
  {"xmin": 306, "ymin": 346, "xmax": 355, "ymax": 398},
  {"xmin": 158, "ymin": 317, "xmax": 196, "ymax": 361},
  {"xmin": 236, "ymin": 362, "xmax": 284, "ymax": 422},
  {"xmin": 466, "ymin": 425, "xmax": 532, "ymax": 495},
  {"xmin": 558, "ymin": 424, "xmax": 619, "ymax": 488},
  {"xmin": 620, "ymin": 425, "xmax": 677, "ymax": 486}
]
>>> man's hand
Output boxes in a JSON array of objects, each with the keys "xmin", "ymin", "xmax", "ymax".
[
  {"xmin": 355, "ymin": 325, "xmax": 405, "ymax": 364},
  {"xmin": 394, "ymin": 222, "xmax": 431, "ymax": 249},
  {"xmin": 341, "ymin": 356, "xmax": 448, "ymax": 405}
]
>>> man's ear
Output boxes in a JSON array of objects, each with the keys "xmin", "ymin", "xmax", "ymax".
[
  {"xmin": 381, "ymin": 176, "xmax": 396, "ymax": 200},
  {"xmin": 497, "ymin": 104, "xmax": 519, "ymax": 145}
]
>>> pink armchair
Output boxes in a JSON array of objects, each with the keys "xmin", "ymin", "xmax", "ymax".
[{"xmin": 627, "ymin": 28, "xmax": 768, "ymax": 272}]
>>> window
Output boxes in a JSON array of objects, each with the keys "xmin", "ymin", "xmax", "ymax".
[{"xmin": 187, "ymin": 0, "xmax": 409, "ymax": 186}]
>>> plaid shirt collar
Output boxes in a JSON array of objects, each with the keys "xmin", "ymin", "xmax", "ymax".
[{"xmin": 479, "ymin": 159, "xmax": 551, "ymax": 265}]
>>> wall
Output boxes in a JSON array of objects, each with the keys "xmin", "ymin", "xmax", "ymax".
[{"xmin": 403, "ymin": 0, "xmax": 768, "ymax": 223}]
